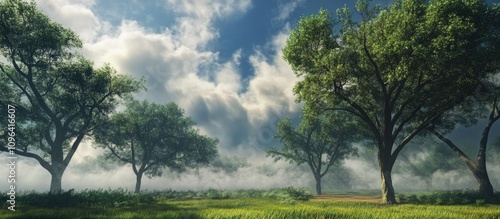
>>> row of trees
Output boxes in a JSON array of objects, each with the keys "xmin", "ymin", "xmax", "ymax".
[
  {"xmin": 0, "ymin": 0, "xmax": 218, "ymax": 193},
  {"xmin": 1, "ymin": 0, "xmax": 500, "ymax": 204},
  {"xmin": 276, "ymin": 0, "xmax": 500, "ymax": 204}
]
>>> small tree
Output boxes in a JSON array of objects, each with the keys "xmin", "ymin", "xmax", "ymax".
[
  {"xmin": 94, "ymin": 100, "xmax": 219, "ymax": 193},
  {"xmin": 267, "ymin": 110, "xmax": 358, "ymax": 195}
]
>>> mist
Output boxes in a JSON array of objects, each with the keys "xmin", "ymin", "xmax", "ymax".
[
  {"xmin": 1, "ymin": 0, "xmax": 500, "ymax": 196},
  {"xmin": 2, "ymin": 129, "xmax": 499, "ymax": 194}
]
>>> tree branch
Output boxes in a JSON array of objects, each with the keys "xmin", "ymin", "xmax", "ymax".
[
  {"xmin": 428, "ymin": 128, "xmax": 476, "ymax": 168},
  {"xmin": 0, "ymin": 147, "xmax": 53, "ymax": 173}
]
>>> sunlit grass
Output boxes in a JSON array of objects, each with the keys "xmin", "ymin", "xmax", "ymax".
[{"xmin": 2, "ymin": 197, "xmax": 499, "ymax": 219}]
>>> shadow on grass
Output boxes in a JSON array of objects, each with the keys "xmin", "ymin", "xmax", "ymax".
[{"xmin": 2, "ymin": 203, "xmax": 206, "ymax": 219}]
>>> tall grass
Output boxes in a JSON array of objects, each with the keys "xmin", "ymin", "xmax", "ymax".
[
  {"xmin": 1, "ymin": 189, "xmax": 499, "ymax": 219},
  {"xmin": 2, "ymin": 198, "xmax": 499, "ymax": 219}
]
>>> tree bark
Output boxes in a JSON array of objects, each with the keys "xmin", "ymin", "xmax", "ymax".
[
  {"xmin": 378, "ymin": 148, "xmax": 397, "ymax": 204},
  {"xmin": 476, "ymin": 169, "xmax": 494, "ymax": 199},
  {"xmin": 453, "ymin": 154, "xmax": 495, "ymax": 200},
  {"xmin": 380, "ymin": 167, "xmax": 397, "ymax": 204},
  {"xmin": 49, "ymin": 168, "xmax": 64, "ymax": 194},
  {"xmin": 50, "ymin": 175, "xmax": 62, "ymax": 193},
  {"xmin": 135, "ymin": 172, "xmax": 143, "ymax": 193},
  {"xmin": 315, "ymin": 174, "xmax": 322, "ymax": 195}
]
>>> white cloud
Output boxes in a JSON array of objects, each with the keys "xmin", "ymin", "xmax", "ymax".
[
  {"xmin": 35, "ymin": 0, "xmax": 103, "ymax": 43},
  {"xmin": 273, "ymin": 0, "xmax": 306, "ymax": 23},
  {"xmin": 242, "ymin": 26, "xmax": 302, "ymax": 123},
  {"xmin": 164, "ymin": 0, "xmax": 252, "ymax": 49}
]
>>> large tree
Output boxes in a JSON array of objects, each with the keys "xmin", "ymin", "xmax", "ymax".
[
  {"xmin": 427, "ymin": 77, "xmax": 500, "ymax": 200},
  {"xmin": 283, "ymin": 0, "xmax": 500, "ymax": 203},
  {"xmin": 0, "ymin": 0, "xmax": 143, "ymax": 193},
  {"xmin": 94, "ymin": 100, "xmax": 219, "ymax": 193},
  {"xmin": 267, "ymin": 110, "xmax": 359, "ymax": 195}
]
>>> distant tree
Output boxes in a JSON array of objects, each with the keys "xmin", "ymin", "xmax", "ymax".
[
  {"xmin": 283, "ymin": 0, "xmax": 500, "ymax": 203},
  {"xmin": 267, "ymin": 110, "xmax": 359, "ymax": 195},
  {"xmin": 426, "ymin": 78, "xmax": 500, "ymax": 200},
  {"xmin": 0, "ymin": 0, "xmax": 143, "ymax": 193},
  {"xmin": 94, "ymin": 100, "xmax": 219, "ymax": 193},
  {"xmin": 209, "ymin": 155, "xmax": 249, "ymax": 174},
  {"xmin": 396, "ymin": 137, "xmax": 464, "ymax": 189}
]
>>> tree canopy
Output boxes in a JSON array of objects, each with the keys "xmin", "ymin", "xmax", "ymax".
[
  {"xmin": 267, "ymin": 110, "xmax": 359, "ymax": 194},
  {"xmin": 0, "ymin": 0, "xmax": 144, "ymax": 193},
  {"xmin": 94, "ymin": 100, "xmax": 219, "ymax": 193},
  {"xmin": 283, "ymin": 0, "xmax": 500, "ymax": 203}
]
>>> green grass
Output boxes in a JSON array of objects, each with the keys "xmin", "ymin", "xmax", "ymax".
[
  {"xmin": 1, "ymin": 189, "xmax": 500, "ymax": 218},
  {"xmin": 2, "ymin": 197, "xmax": 500, "ymax": 219}
]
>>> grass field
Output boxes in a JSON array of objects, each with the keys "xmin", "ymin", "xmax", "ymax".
[{"xmin": 1, "ymin": 189, "xmax": 499, "ymax": 219}]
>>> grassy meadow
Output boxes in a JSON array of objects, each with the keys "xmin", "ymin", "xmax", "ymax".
[{"xmin": 1, "ymin": 188, "xmax": 499, "ymax": 219}]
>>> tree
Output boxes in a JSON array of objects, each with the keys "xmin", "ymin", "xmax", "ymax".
[
  {"xmin": 427, "ymin": 77, "xmax": 500, "ymax": 200},
  {"xmin": 282, "ymin": 0, "xmax": 500, "ymax": 203},
  {"xmin": 267, "ymin": 110, "xmax": 358, "ymax": 195},
  {"xmin": 93, "ymin": 100, "xmax": 219, "ymax": 193},
  {"xmin": 0, "ymin": 0, "xmax": 143, "ymax": 193}
]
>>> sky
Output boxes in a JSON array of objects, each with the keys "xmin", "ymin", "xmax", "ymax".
[{"xmin": 1, "ymin": 0, "xmax": 500, "ymax": 193}]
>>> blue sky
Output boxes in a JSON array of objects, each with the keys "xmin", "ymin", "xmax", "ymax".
[{"xmin": 0, "ymin": 0, "xmax": 499, "ymax": 192}]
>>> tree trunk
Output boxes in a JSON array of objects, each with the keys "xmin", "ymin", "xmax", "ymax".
[
  {"xmin": 467, "ymin": 163, "xmax": 495, "ymax": 200},
  {"xmin": 474, "ymin": 104, "xmax": 498, "ymax": 201},
  {"xmin": 49, "ymin": 169, "xmax": 63, "ymax": 194},
  {"xmin": 477, "ymin": 173, "xmax": 494, "ymax": 200},
  {"xmin": 135, "ymin": 172, "xmax": 143, "ymax": 193},
  {"xmin": 378, "ymin": 149, "xmax": 397, "ymax": 204},
  {"xmin": 48, "ymin": 161, "xmax": 67, "ymax": 194},
  {"xmin": 315, "ymin": 175, "xmax": 322, "ymax": 195},
  {"xmin": 380, "ymin": 168, "xmax": 397, "ymax": 204}
]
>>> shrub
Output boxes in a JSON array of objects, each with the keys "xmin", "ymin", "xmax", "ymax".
[
  {"xmin": 281, "ymin": 187, "xmax": 313, "ymax": 201},
  {"xmin": 397, "ymin": 190, "xmax": 497, "ymax": 205},
  {"xmin": 475, "ymin": 199, "xmax": 486, "ymax": 206},
  {"xmin": 16, "ymin": 188, "xmax": 155, "ymax": 208}
]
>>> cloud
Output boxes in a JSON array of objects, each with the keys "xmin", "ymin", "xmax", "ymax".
[
  {"xmin": 164, "ymin": 0, "xmax": 252, "ymax": 49},
  {"xmin": 77, "ymin": 0, "xmax": 302, "ymax": 153},
  {"xmin": 0, "ymin": 0, "xmax": 305, "ymax": 192},
  {"xmin": 273, "ymin": 0, "xmax": 306, "ymax": 23},
  {"xmin": 4, "ymin": 0, "xmax": 499, "ymax": 195},
  {"xmin": 35, "ymin": 0, "xmax": 103, "ymax": 43}
]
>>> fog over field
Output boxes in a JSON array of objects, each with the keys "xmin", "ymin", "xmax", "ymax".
[{"xmin": 1, "ymin": 0, "xmax": 500, "ymax": 194}]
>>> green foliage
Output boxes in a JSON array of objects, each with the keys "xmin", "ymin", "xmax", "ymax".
[
  {"xmin": 2, "ymin": 193, "xmax": 500, "ymax": 219},
  {"xmin": 0, "ymin": 0, "xmax": 144, "ymax": 192},
  {"xmin": 281, "ymin": 187, "xmax": 314, "ymax": 201},
  {"xmin": 268, "ymin": 111, "xmax": 359, "ymax": 165},
  {"xmin": 0, "ymin": 188, "xmax": 314, "ymax": 209},
  {"xmin": 476, "ymin": 199, "xmax": 487, "ymax": 206},
  {"xmin": 267, "ymin": 110, "xmax": 359, "ymax": 194},
  {"xmin": 397, "ymin": 190, "xmax": 500, "ymax": 205},
  {"xmin": 2, "ymin": 188, "xmax": 154, "ymax": 208},
  {"xmin": 149, "ymin": 188, "xmax": 309, "ymax": 201},
  {"xmin": 283, "ymin": 0, "xmax": 500, "ymax": 203},
  {"xmin": 94, "ymin": 100, "xmax": 219, "ymax": 192},
  {"xmin": 0, "ymin": 0, "xmax": 81, "ymax": 65}
]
